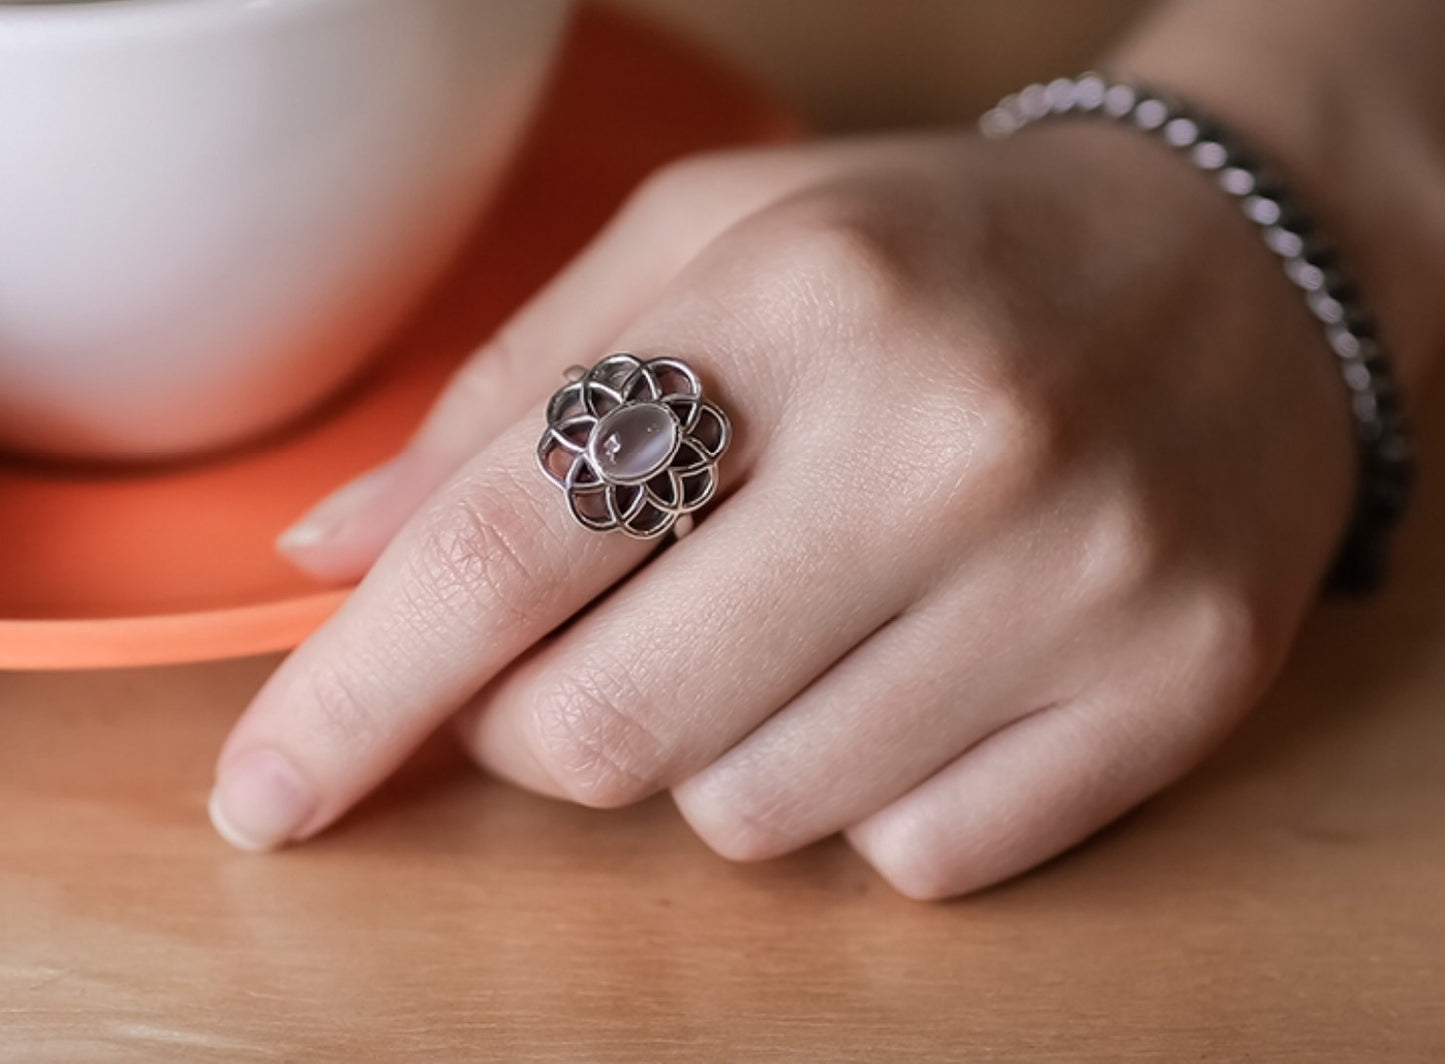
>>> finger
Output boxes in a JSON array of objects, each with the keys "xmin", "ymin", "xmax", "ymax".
[
  {"xmin": 837, "ymin": 702, "xmax": 1161, "ymax": 899},
  {"xmin": 212, "ymin": 325, "xmax": 777, "ymax": 852},
  {"xmin": 213, "ymin": 407, "xmax": 653, "ymax": 851},
  {"xmin": 669, "ymin": 591, "xmax": 1044, "ymax": 862},
  {"xmin": 275, "ymin": 204, "xmax": 696, "ymax": 582},
  {"xmin": 451, "ymin": 467, "xmax": 921, "ymax": 809},
  {"xmin": 276, "ymin": 146, "xmax": 844, "ymax": 582},
  {"xmin": 844, "ymin": 586, "xmax": 1272, "ymax": 899},
  {"xmin": 845, "ymin": 672, "xmax": 1257, "ymax": 901}
]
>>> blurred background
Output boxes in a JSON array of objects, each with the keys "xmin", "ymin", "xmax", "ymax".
[{"xmin": 617, "ymin": 0, "xmax": 1151, "ymax": 131}]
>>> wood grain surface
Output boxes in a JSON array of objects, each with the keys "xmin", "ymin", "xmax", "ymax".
[{"xmin": 3, "ymin": 3, "xmax": 1444, "ymax": 1062}]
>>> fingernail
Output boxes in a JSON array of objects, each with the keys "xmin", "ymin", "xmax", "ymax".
[
  {"xmin": 277, "ymin": 459, "xmax": 401, "ymax": 555},
  {"xmin": 208, "ymin": 748, "xmax": 317, "ymax": 852}
]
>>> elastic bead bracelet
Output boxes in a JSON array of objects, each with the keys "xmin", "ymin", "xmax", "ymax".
[{"xmin": 980, "ymin": 73, "xmax": 1415, "ymax": 594}]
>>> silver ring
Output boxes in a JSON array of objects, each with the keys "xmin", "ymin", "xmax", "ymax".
[{"xmin": 536, "ymin": 353, "xmax": 732, "ymax": 539}]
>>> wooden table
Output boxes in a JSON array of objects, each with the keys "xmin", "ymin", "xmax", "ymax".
[
  {"xmin": 6, "ymin": 520, "xmax": 1445, "ymax": 1063},
  {"xmin": 4, "ymin": 10, "xmax": 1445, "ymax": 1064}
]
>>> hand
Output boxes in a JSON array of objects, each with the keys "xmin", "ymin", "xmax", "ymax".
[{"xmin": 210, "ymin": 123, "xmax": 1356, "ymax": 898}]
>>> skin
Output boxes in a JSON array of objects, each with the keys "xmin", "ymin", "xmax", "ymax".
[{"xmin": 209, "ymin": 0, "xmax": 1445, "ymax": 899}]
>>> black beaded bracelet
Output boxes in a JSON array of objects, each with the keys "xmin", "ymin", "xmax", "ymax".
[{"xmin": 980, "ymin": 73, "xmax": 1415, "ymax": 594}]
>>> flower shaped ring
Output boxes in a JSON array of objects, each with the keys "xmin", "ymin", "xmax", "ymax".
[{"xmin": 536, "ymin": 354, "xmax": 732, "ymax": 539}]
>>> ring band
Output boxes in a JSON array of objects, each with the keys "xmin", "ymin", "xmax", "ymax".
[{"xmin": 536, "ymin": 354, "xmax": 732, "ymax": 539}]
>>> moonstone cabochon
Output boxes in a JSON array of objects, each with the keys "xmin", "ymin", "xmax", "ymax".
[{"xmin": 589, "ymin": 402, "xmax": 681, "ymax": 484}]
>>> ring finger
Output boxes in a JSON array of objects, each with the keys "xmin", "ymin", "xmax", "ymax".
[{"xmin": 669, "ymin": 574, "xmax": 1070, "ymax": 861}]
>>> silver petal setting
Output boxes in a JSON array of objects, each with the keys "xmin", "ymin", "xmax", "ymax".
[{"xmin": 537, "ymin": 354, "xmax": 731, "ymax": 538}]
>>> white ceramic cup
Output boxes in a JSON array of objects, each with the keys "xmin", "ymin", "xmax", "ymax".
[{"xmin": 0, "ymin": 0, "xmax": 572, "ymax": 458}]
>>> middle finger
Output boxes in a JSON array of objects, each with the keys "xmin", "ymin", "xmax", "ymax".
[{"xmin": 454, "ymin": 462, "xmax": 924, "ymax": 806}]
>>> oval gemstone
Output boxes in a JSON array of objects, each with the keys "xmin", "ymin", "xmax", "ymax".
[{"xmin": 589, "ymin": 402, "xmax": 679, "ymax": 483}]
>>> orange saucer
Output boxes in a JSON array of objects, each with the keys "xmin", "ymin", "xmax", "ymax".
[{"xmin": 0, "ymin": 5, "xmax": 798, "ymax": 670}]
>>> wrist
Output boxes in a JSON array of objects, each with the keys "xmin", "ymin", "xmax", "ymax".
[{"xmin": 1105, "ymin": 0, "xmax": 1445, "ymax": 392}]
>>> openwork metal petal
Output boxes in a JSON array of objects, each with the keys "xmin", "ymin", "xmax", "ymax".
[
  {"xmin": 606, "ymin": 482, "xmax": 649, "ymax": 526},
  {"xmin": 675, "ymin": 466, "xmax": 718, "ymax": 513},
  {"xmin": 545, "ymin": 380, "xmax": 588, "ymax": 424},
  {"xmin": 689, "ymin": 402, "xmax": 731, "ymax": 460},
  {"xmin": 536, "ymin": 440, "xmax": 570, "ymax": 489},
  {"xmin": 667, "ymin": 439, "xmax": 711, "ymax": 475},
  {"xmin": 549, "ymin": 414, "xmax": 595, "ymax": 450},
  {"xmin": 585, "ymin": 354, "xmax": 644, "ymax": 393},
  {"xmin": 580, "ymin": 379, "xmax": 625, "ymax": 419},
  {"xmin": 621, "ymin": 502, "xmax": 677, "ymax": 539},
  {"xmin": 644, "ymin": 468, "xmax": 684, "ymax": 511},
  {"xmin": 538, "ymin": 421, "xmax": 598, "ymax": 489},
  {"xmin": 664, "ymin": 397, "xmax": 702, "ymax": 434},
  {"xmin": 620, "ymin": 363, "xmax": 663, "ymax": 404},
  {"xmin": 567, "ymin": 485, "xmax": 617, "ymax": 532},
  {"xmin": 567, "ymin": 451, "xmax": 604, "ymax": 487},
  {"xmin": 649, "ymin": 358, "xmax": 703, "ymax": 402}
]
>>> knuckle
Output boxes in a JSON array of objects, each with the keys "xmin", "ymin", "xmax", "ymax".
[
  {"xmin": 451, "ymin": 323, "xmax": 530, "ymax": 400},
  {"xmin": 675, "ymin": 774, "xmax": 796, "ymax": 863},
  {"xmin": 925, "ymin": 377, "xmax": 1072, "ymax": 527},
  {"xmin": 760, "ymin": 196, "xmax": 917, "ymax": 327},
  {"xmin": 972, "ymin": 382, "xmax": 1072, "ymax": 492},
  {"xmin": 854, "ymin": 815, "xmax": 961, "ymax": 902},
  {"xmin": 526, "ymin": 663, "xmax": 666, "ymax": 808},
  {"xmin": 404, "ymin": 477, "xmax": 559, "ymax": 635},
  {"xmin": 625, "ymin": 150, "xmax": 733, "ymax": 220},
  {"xmin": 1188, "ymin": 582, "xmax": 1277, "ymax": 696},
  {"xmin": 292, "ymin": 659, "xmax": 387, "ymax": 759},
  {"xmin": 1074, "ymin": 487, "xmax": 1171, "ymax": 604}
]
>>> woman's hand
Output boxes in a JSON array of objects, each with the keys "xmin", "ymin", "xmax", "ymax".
[{"xmin": 209, "ymin": 123, "xmax": 1357, "ymax": 898}]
